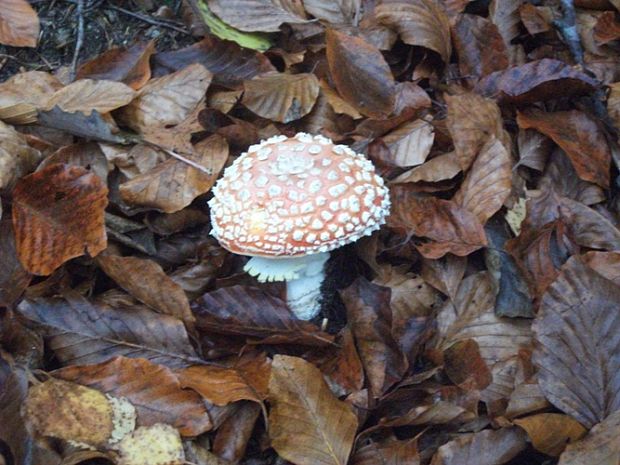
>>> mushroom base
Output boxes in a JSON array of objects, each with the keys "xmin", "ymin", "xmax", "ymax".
[{"xmin": 244, "ymin": 252, "xmax": 330, "ymax": 320}]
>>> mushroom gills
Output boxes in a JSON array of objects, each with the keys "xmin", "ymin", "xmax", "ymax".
[{"xmin": 244, "ymin": 252, "xmax": 330, "ymax": 320}]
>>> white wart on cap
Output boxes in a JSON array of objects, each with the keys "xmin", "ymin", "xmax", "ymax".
[{"xmin": 208, "ymin": 132, "xmax": 390, "ymax": 257}]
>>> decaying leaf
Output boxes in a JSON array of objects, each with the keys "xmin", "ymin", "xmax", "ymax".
[
  {"xmin": 12, "ymin": 163, "xmax": 108, "ymax": 275},
  {"xmin": 242, "ymin": 72, "xmax": 319, "ymax": 123},
  {"xmin": 382, "ymin": 119, "xmax": 434, "ymax": 168},
  {"xmin": 0, "ymin": 217, "xmax": 30, "ymax": 307},
  {"xmin": 0, "ymin": 0, "xmax": 40, "ymax": 47},
  {"xmin": 43, "ymin": 79, "xmax": 136, "ymax": 114},
  {"xmin": 268, "ymin": 355, "xmax": 358, "ymax": 465},
  {"xmin": 117, "ymin": 424, "xmax": 185, "ymax": 465},
  {"xmin": 207, "ymin": 0, "xmax": 308, "ymax": 32},
  {"xmin": 514, "ymin": 413, "xmax": 586, "ymax": 456},
  {"xmin": 533, "ymin": 256, "xmax": 620, "ymax": 428},
  {"xmin": 0, "ymin": 119, "xmax": 41, "ymax": 192},
  {"xmin": 558, "ymin": 410, "xmax": 620, "ymax": 465}
]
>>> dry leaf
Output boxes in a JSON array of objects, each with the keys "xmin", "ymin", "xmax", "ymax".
[
  {"xmin": 207, "ymin": 0, "xmax": 308, "ymax": 31},
  {"xmin": 0, "ymin": 217, "xmax": 30, "ymax": 307},
  {"xmin": 43, "ymin": 79, "xmax": 136, "ymax": 114},
  {"xmin": 0, "ymin": 70, "xmax": 62, "ymax": 110},
  {"xmin": 533, "ymin": 256, "xmax": 620, "ymax": 428},
  {"xmin": 351, "ymin": 438, "xmax": 419, "ymax": 465},
  {"xmin": 391, "ymin": 152, "xmax": 461, "ymax": 184},
  {"xmin": 268, "ymin": 355, "xmax": 358, "ymax": 465},
  {"xmin": 303, "ymin": 0, "xmax": 361, "ymax": 24},
  {"xmin": 375, "ymin": 0, "xmax": 451, "ymax": 64},
  {"xmin": 558, "ymin": 410, "xmax": 620, "ymax": 465},
  {"xmin": 382, "ymin": 119, "xmax": 434, "ymax": 168},
  {"xmin": 120, "ymin": 63, "xmax": 212, "ymax": 132},
  {"xmin": 514, "ymin": 413, "xmax": 586, "ymax": 456},
  {"xmin": 97, "ymin": 254, "xmax": 194, "ymax": 323},
  {"xmin": 0, "ymin": 0, "xmax": 39, "ymax": 47},
  {"xmin": 55, "ymin": 357, "xmax": 211, "ymax": 436},
  {"xmin": 326, "ymin": 28, "xmax": 397, "ymax": 119},
  {"xmin": 0, "ymin": 119, "xmax": 41, "ymax": 192},
  {"xmin": 117, "ymin": 424, "xmax": 184, "ymax": 465},
  {"xmin": 242, "ymin": 72, "xmax": 319, "ymax": 123},
  {"xmin": 12, "ymin": 163, "xmax": 108, "ymax": 275},
  {"xmin": 453, "ymin": 136, "xmax": 512, "ymax": 224},
  {"xmin": 119, "ymin": 134, "xmax": 228, "ymax": 213}
]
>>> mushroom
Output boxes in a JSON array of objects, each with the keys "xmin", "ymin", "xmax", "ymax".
[{"xmin": 208, "ymin": 133, "xmax": 390, "ymax": 320}]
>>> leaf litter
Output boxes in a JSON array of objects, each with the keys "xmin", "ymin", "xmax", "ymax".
[{"xmin": 1, "ymin": 1, "xmax": 620, "ymax": 465}]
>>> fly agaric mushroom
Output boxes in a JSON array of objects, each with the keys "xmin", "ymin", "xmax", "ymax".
[{"xmin": 208, "ymin": 133, "xmax": 390, "ymax": 320}]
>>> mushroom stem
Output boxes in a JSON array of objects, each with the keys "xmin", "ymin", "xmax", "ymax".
[{"xmin": 243, "ymin": 252, "xmax": 330, "ymax": 320}]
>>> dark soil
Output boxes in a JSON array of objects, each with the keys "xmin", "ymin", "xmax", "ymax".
[{"xmin": 0, "ymin": 0, "xmax": 195, "ymax": 82}]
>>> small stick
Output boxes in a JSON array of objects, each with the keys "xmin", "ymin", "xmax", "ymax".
[
  {"xmin": 155, "ymin": 145, "xmax": 214, "ymax": 175},
  {"xmin": 70, "ymin": 0, "xmax": 85, "ymax": 81},
  {"xmin": 105, "ymin": 4, "xmax": 190, "ymax": 34}
]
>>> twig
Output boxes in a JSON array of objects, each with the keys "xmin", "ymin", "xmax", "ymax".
[
  {"xmin": 105, "ymin": 4, "xmax": 190, "ymax": 34},
  {"xmin": 70, "ymin": 0, "xmax": 85, "ymax": 81},
  {"xmin": 154, "ymin": 145, "xmax": 214, "ymax": 175},
  {"xmin": 553, "ymin": 0, "xmax": 584, "ymax": 67}
]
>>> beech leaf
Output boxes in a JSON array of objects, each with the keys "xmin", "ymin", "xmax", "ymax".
[
  {"xmin": 207, "ymin": 0, "xmax": 308, "ymax": 32},
  {"xmin": 0, "ymin": 0, "xmax": 39, "ymax": 47}
]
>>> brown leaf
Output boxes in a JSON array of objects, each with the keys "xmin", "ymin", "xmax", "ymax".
[
  {"xmin": 268, "ymin": 355, "xmax": 358, "ymax": 465},
  {"xmin": 517, "ymin": 109, "xmax": 611, "ymax": 188},
  {"xmin": 119, "ymin": 134, "xmax": 229, "ymax": 213},
  {"xmin": 192, "ymin": 285, "xmax": 334, "ymax": 346},
  {"xmin": 453, "ymin": 136, "xmax": 512, "ymax": 224},
  {"xmin": 340, "ymin": 278, "xmax": 407, "ymax": 397},
  {"xmin": 533, "ymin": 256, "xmax": 620, "ymax": 428},
  {"xmin": 420, "ymin": 254, "xmax": 466, "ymax": 300},
  {"xmin": 375, "ymin": 0, "xmax": 451, "ymax": 64},
  {"xmin": 445, "ymin": 92, "xmax": 504, "ymax": 171},
  {"xmin": 119, "ymin": 63, "xmax": 212, "ymax": 133},
  {"xmin": 77, "ymin": 41, "xmax": 156, "ymax": 90},
  {"xmin": 207, "ymin": 0, "xmax": 308, "ymax": 32},
  {"xmin": 43, "ymin": 79, "xmax": 136, "ymax": 114},
  {"xmin": 558, "ymin": 409, "xmax": 620, "ymax": 465},
  {"xmin": 476, "ymin": 59, "xmax": 598, "ymax": 104},
  {"xmin": 0, "ymin": 119, "xmax": 42, "ymax": 192},
  {"xmin": 594, "ymin": 11, "xmax": 620, "ymax": 44},
  {"xmin": 12, "ymin": 163, "xmax": 108, "ymax": 275},
  {"xmin": 452, "ymin": 14, "xmax": 509, "ymax": 79},
  {"xmin": 0, "ymin": 70, "xmax": 62, "ymax": 110},
  {"xmin": 351, "ymin": 438, "xmax": 419, "ymax": 465},
  {"xmin": 444, "ymin": 339, "xmax": 493, "ymax": 390},
  {"xmin": 391, "ymin": 152, "xmax": 461, "ymax": 184},
  {"xmin": 97, "ymin": 254, "xmax": 194, "ymax": 323},
  {"xmin": 514, "ymin": 413, "xmax": 586, "ymax": 456},
  {"xmin": 435, "ymin": 272, "xmax": 532, "ymax": 366},
  {"xmin": 559, "ymin": 196, "xmax": 620, "ymax": 251},
  {"xmin": 431, "ymin": 427, "xmax": 528, "ymax": 465},
  {"xmin": 242, "ymin": 72, "xmax": 319, "ymax": 123},
  {"xmin": 320, "ymin": 326, "xmax": 365, "ymax": 396},
  {"xmin": 212, "ymin": 402, "xmax": 261, "ymax": 463},
  {"xmin": 326, "ymin": 28, "xmax": 397, "ymax": 119},
  {"xmin": 388, "ymin": 187, "xmax": 488, "ymax": 259},
  {"xmin": 519, "ymin": 3, "xmax": 552, "ymax": 34},
  {"xmin": 0, "ymin": 217, "xmax": 30, "ymax": 307},
  {"xmin": 0, "ymin": 0, "xmax": 39, "ymax": 47},
  {"xmin": 17, "ymin": 291, "xmax": 202, "ymax": 368},
  {"xmin": 489, "ymin": 0, "xmax": 525, "ymax": 64},
  {"xmin": 38, "ymin": 142, "xmax": 109, "ymax": 185},
  {"xmin": 55, "ymin": 356, "xmax": 211, "ymax": 436},
  {"xmin": 303, "ymin": 0, "xmax": 360, "ymax": 24},
  {"xmin": 582, "ymin": 251, "xmax": 620, "ymax": 285},
  {"xmin": 382, "ymin": 119, "xmax": 434, "ymax": 168},
  {"xmin": 152, "ymin": 36, "xmax": 275, "ymax": 86}
]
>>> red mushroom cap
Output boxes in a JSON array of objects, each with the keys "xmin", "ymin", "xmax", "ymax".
[{"xmin": 208, "ymin": 133, "xmax": 390, "ymax": 257}]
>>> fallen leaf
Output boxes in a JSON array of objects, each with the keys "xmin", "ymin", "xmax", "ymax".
[
  {"xmin": 152, "ymin": 35, "xmax": 275, "ymax": 86},
  {"xmin": 119, "ymin": 134, "xmax": 228, "ymax": 213},
  {"xmin": 477, "ymin": 59, "xmax": 598, "ymax": 104},
  {"xmin": 192, "ymin": 285, "xmax": 334, "ymax": 346},
  {"xmin": 517, "ymin": 109, "xmax": 611, "ymax": 188},
  {"xmin": 97, "ymin": 254, "xmax": 194, "ymax": 323},
  {"xmin": 594, "ymin": 11, "xmax": 620, "ymax": 44},
  {"xmin": 0, "ymin": 0, "xmax": 39, "ymax": 47},
  {"xmin": 43, "ymin": 79, "xmax": 136, "ymax": 114},
  {"xmin": 582, "ymin": 251, "xmax": 620, "ymax": 285},
  {"xmin": 420, "ymin": 254, "xmax": 466, "ymax": 300},
  {"xmin": 514, "ymin": 413, "xmax": 586, "ymax": 456},
  {"xmin": 351, "ymin": 438, "xmax": 419, "ymax": 465},
  {"xmin": 212, "ymin": 402, "xmax": 261, "ymax": 463},
  {"xmin": 391, "ymin": 152, "xmax": 461, "ymax": 184},
  {"xmin": 117, "ymin": 424, "xmax": 185, "ymax": 465},
  {"xmin": 319, "ymin": 80, "xmax": 363, "ymax": 118},
  {"xmin": 268, "ymin": 355, "xmax": 358, "ymax": 465},
  {"xmin": 533, "ymin": 256, "xmax": 620, "ymax": 428},
  {"xmin": 381, "ymin": 119, "xmax": 434, "ymax": 167},
  {"xmin": 320, "ymin": 326, "xmax": 365, "ymax": 395},
  {"xmin": 435, "ymin": 272, "xmax": 532, "ymax": 366},
  {"xmin": 77, "ymin": 41, "xmax": 156, "ymax": 90},
  {"xmin": 454, "ymin": 136, "xmax": 512, "ymax": 224},
  {"xmin": 430, "ymin": 427, "xmax": 528, "ymax": 465},
  {"xmin": 489, "ymin": 0, "xmax": 525, "ymax": 63},
  {"xmin": 303, "ymin": 0, "xmax": 360, "ymax": 24},
  {"xmin": 444, "ymin": 339, "xmax": 493, "ymax": 390},
  {"xmin": 17, "ymin": 290, "xmax": 202, "ymax": 368},
  {"xmin": 452, "ymin": 14, "xmax": 508, "ymax": 79},
  {"xmin": 0, "ymin": 70, "xmax": 62, "ymax": 110},
  {"xmin": 0, "ymin": 119, "xmax": 41, "ymax": 192},
  {"xmin": 38, "ymin": 141, "xmax": 109, "ymax": 185},
  {"xmin": 519, "ymin": 3, "xmax": 552, "ymax": 34},
  {"xmin": 207, "ymin": 0, "xmax": 308, "ymax": 32},
  {"xmin": 340, "ymin": 278, "xmax": 407, "ymax": 397},
  {"xmin": 445, "ymin": 92, "xmax": 504, "ymax": 171},
  {"xmin": 242, "ymin": 72, "xmax": 319, "ymax": 123},
  {"xmin": 119, "ymin": 63, "xmax": 212, "ymax": 133},
  {"xmin": 388, "ymin": 187, "xmax": 488, "ymax": 258},
  {"xmin": 55, "ymin": 357, "xmax": 211, "ymax": 436},
  {"xmin": 0, "ymin": 217, "xmax": 30, "ymax": 307},
  {"xmin": 12, "ymin": 163, "xmax": 108, "ymax": 275},
  {"xmin": 37, "ymin": 106, "xmax": 128, "ymax": 143},
  {"xmin": 326, "ymin": 28, "xmax": 397, "ymax": 119},
  {"xmin": 558, "ymin": 410, "xmax": 620, "ymax": 465},
  {"xmin": 375, "ymin": 0, "xmax": 451, "ymax": 64}
]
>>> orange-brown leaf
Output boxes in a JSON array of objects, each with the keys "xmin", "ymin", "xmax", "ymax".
[
  {"xmin": 0, "ymin": 0, "xmax": 39, "ymax": 47},
  {"xmin": 12, "ymin": 164, "xmax": 108, "ymax": 275}
]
